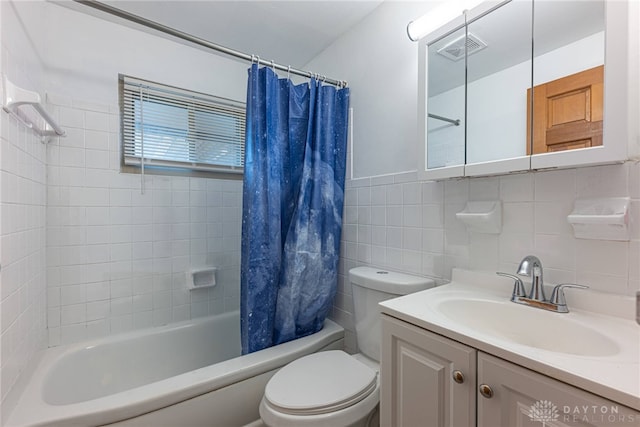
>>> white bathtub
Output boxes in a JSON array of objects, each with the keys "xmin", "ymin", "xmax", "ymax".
[{"xmin": 6, "ymin": 311, "xmax": 344, "ymax": 427}]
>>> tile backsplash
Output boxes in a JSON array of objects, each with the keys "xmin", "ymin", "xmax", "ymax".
[
  {"xmin": 44, "ymin": 96, "xmax": 242, "ymax": 346},
  {"xmin": 334, "ymin": 162, "xmax": 640, "ymax": 353}
]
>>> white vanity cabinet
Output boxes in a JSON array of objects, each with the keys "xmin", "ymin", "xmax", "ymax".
[{"xmin": 380, "ymin": 314, "xmax": 640, "ymax": 427}]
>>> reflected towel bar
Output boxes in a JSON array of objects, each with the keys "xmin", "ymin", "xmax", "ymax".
[{"xmin": 428, "ymin": 113, "xmax": 460, "ymax": 126}]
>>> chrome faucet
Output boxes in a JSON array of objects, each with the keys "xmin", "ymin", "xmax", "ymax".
[
  {"xmin": 517, "ymin": 255, "xmax": 546, "ymax": 301},
  {"xmin": 497, "ymin": 255, "xmax": 588, "ymax": 313}
]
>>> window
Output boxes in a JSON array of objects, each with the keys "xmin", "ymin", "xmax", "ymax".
[{"xmin": 119, "ymin": 75, "xmax": 246, "ymax": 174}]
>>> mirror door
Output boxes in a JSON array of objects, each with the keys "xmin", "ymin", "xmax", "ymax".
[
  {"xmin": 530, "ymin": 0, "xmax": 605, "ymax": 156},
  {"xmin": 465, "ymin": 0, "xmax": 532, "ymax": 176},
  {"xmin": 530, "ymin": 0, "xmax": 617, "ymax": 170},
  {"xmin": 425, "ymin": 26, "xmax": 467, "ymax": 172}
]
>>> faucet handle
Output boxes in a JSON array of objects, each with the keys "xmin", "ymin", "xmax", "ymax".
[
  {"xmin": 496, "ymin": 272, "xmax": 527, "ymax": 301},
  {"xmin": 549, "ymin": 283, "xmax": 589, "ymax": 307}
]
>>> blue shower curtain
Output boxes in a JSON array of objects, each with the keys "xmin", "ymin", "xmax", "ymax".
[{"xmin": 241, "ymin": 64, "xmax": 350, "ymax": 354}]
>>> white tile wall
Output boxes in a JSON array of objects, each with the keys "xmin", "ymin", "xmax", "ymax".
[
  {"xmin": 1, "ymin": 0, "xmax": 50, "ymax": 414},
  {"xmin": 334, "ymin": 161, "xmax": 640, "ymax": 353},
  {"xmin": 45, "ymin": 96, "xmax": 242, "ymax": 346},
  {"xmin": 0, "ymin": 112, "xmax": 48, "ymax": 406}
]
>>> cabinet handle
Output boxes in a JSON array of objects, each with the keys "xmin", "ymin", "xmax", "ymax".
[
  {"xmin": 479, "ymin": 384, "xmax": 494, "ymax": 399},
  {"xmin": 452, "ymin": 370, "xmax": 465, "ymax": 384}
]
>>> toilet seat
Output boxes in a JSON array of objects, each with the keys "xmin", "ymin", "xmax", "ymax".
[{"xmin": 263, "ymin": 350, "xmax": 378, "ymax": 416}]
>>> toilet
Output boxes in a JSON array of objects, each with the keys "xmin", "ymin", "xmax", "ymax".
[{"xmin": 259, "ymin": 266, "xmax": 435, "ymax": 427}]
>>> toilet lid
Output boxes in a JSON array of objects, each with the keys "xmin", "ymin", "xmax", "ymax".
[{"xmin": 264, "ymin": 350, "xmax": 378, "ymax": 416}]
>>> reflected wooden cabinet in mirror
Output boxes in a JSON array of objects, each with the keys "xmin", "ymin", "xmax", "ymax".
[{"xmin": 527, "ymin": 65, "xmax": 604, "ymax": 155}]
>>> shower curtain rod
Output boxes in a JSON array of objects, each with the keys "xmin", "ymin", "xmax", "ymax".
[{"xmin": 73, "ymin": 0, "xmax": 348, "ymax": 88}]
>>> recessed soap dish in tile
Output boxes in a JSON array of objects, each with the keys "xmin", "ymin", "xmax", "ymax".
[
  {"xmin": 455, "ymin": 200, "xmax": 502, "ymax": 234},
  {"xmin": 187, "ymin": 267, "xmax": 217, "ymax": 290}
]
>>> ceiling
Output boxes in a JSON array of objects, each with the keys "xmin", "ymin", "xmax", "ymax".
[{"xmin": 74, "ymin": 0, "xmax": 385, "ymax": 68}]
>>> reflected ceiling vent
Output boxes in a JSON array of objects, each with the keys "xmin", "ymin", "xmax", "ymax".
[{"xmin": 437, "ymin": 33, "xmax": 487, "ymax": 61}]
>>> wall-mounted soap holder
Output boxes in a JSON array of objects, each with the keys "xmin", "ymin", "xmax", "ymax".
[
  {"xmin": 455, "ymin": 200, "xmax": 502, "ymax": 234},
  {"xmin": 186, "ymin": 267, "xmax": 217, "ymax": 290},
  {"xmin": 567, "ymin": 197, "xmax": 630, "ymax": 241}
]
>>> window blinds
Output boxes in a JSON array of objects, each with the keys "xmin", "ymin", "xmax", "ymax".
[{"xmin": 120, "ymin": 75, "xmax": 246, "ymax": 174}]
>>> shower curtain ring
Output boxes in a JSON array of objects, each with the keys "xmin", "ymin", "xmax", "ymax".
[
  {"xmin": 287, "ymin": 65, "xmax": 291, "ymax": 80},
  {"xmin": 270, "ymin": 60, "xmax": 275, "ymax": 71}
]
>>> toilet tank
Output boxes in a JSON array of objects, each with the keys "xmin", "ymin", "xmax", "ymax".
[{"xmin": 349, "ymin": 267, "xmax": 434, "ymax": 362}]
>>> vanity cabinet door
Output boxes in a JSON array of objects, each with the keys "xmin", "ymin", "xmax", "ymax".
[
  {"xmin": 380, "ymin": 315, "xmax": 476, "ymax": 427},
  {"xmin": 477, "ymin": 352, "xmax": 640, "ymax": 427}
]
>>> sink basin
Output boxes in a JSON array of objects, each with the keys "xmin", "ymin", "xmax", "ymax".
[{"xmin": 436, "ymin": 298, "xmax": 620, "ymax": 357}]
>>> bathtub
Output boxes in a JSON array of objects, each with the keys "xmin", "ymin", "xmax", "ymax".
[{"xmin": 6, "ymin": 311, "xmax": 344, "ymax": 427}]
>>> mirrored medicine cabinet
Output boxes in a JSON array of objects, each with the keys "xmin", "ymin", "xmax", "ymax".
[{"xmin": 417, "ymin": 0, "xmax": 638, "ymax": 180}]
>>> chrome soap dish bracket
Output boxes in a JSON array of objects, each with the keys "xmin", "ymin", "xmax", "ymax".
[{"xmin": 2, "ymin": 74, "xmax": 66, "ymax": 143}]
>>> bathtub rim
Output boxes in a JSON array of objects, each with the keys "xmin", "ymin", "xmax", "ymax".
[{"xmin": 6, "ymin": 313, "xmax": 344, "ymax": 427}]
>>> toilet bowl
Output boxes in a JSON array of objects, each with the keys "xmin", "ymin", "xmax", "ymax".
[
  {"xmin": 260, "ymin": 351, "xmax": 379, "ymax": 427},
  {"xmin": 260, "ymin": 267, "xmax": 434, "ymax": 427}
]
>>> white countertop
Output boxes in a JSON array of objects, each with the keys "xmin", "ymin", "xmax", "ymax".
[{"xmin": 379, "ymin": 268, "xmax": 640, "ymax": 411}]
